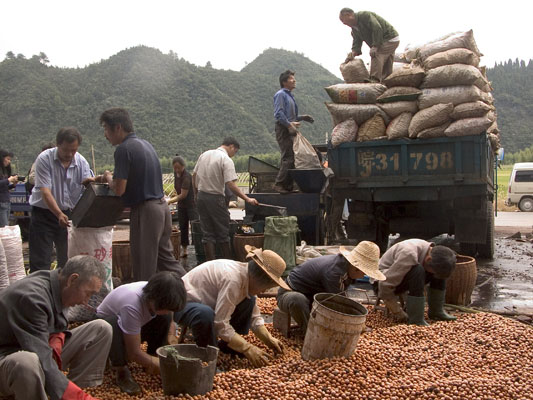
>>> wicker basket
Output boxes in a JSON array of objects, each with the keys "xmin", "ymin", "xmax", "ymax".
[{"xmin": 445, "ymin": 254, "xmax": 477, "ymax": 305}]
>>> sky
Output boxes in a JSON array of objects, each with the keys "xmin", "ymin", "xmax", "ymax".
[{"xmin": 0, "ymin": 0, "xmax": 531, "ymax": 78}]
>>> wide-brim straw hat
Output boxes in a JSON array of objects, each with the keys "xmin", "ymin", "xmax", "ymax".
[
  {"xmin": 339, "ymin": 241, "xmax": 385, "ymax": 281},
  {"xmin": 244, "ymin": 245, "xmax": 291, "ymax": 290}
]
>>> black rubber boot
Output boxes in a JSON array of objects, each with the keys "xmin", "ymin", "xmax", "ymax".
[
  {"xmin": 220, "ymin": 242, "xmax": 233, "ymax": 260},
  {"xmin": 203, "ymin": 242, "xmax": 216, "ymax": 261},
  {"xmin": 114, "ymin": 366, "xmax": 141, "ymax": 395},
  {"xmin": 428, "ymin": 288, "xmax": 457, "ymax": 321},
  {"xmin": 406, "ymin": 296, "xmax": 429, "ymax": 326}
]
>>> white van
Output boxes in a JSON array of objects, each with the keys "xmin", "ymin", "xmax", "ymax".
[{"xmin": 506, "ymin": 162, "xmax": 533, "ymax": 211}]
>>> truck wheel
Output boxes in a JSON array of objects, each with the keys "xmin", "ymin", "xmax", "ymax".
[
  {"xmin": 459, "ymin": 243, "xmax": 477, "ymax": 257},
  {"xmin": 477, "ymin": 201, "xmax": 494, "ymax": 259},
  {"xmin": 518, "ymin": 197, "xmax": 533, "ymax": 212}
]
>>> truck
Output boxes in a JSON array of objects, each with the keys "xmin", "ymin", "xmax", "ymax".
[
  {"xmin": 326, "ymin": 133, "xmax": 495, "ymax": 258},
  {"xmin": 9, "ymin": 182, "xmax": 31, "ymax": 239}
]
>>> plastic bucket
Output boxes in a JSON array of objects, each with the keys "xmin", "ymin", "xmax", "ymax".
[
  {"xmin": 445, "ymin": 255, "xmax": 477, "ymax": 305},
  {"xmin": 301, "ymin": 293, "xmax": 368, "ymax": 360},
  {"xmin": 233, "ymin": 233, "xmax": 264, "ymax": 262},
  {"xmin": 157, "ymin": 344, "xmax": 219, "ymax": 396}
]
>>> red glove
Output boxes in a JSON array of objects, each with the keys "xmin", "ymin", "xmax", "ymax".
[
  {"xmin": 49, "ymin": 332, "xmax": 66, "ymax": 369},
  {"xmin": 62, "ymin": 381, "xmax": 100, "ymax": 400}
]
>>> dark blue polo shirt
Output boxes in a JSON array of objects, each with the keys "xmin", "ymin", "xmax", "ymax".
[{"xmin": 113, "ymin": 133, "xmax": 164, "ymax": 207}]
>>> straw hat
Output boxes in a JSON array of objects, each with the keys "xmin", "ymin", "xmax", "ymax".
[
  {"xmin": 244, "ymin": 245, "xmax": 290, "ymax": 290},
  {"xmin": 339, "ymin": 241, "xmax": 385, "ymax": 281}
]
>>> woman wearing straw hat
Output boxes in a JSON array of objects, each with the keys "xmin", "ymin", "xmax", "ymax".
[
  {"xmin": 174, "ymin": 246, "xmax": 288, "ymax": 367},
  {"xmin": 277, "ymin": 241, "xmax": 385, "ymax": 334}
]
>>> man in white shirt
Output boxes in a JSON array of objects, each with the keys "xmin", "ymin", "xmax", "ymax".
[
  {"xmin": 192, "ymin": 137, "xmax": 258, "ymax": 261},
  {"xmin": 174, "ymin": 246, "xmax": 287, "ymax": 367}
]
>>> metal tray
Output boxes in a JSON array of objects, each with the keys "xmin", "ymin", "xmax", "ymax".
[{"xmin": 71, "ymin": 183, "xmax": 124, "ymax": 228}]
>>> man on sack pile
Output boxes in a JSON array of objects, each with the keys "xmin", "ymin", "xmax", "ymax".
[
  {"xmin": 273, "ymin": 70, "xmax": 314, "ymax": 194},
  {"xmin": 174, "ymin": 246, "xmax": 287, "ymax": 367},
  {"xmin": 339, "ymin": 8, "xmax": 399, "ymax": 82},
  {"xmin": 378, "ymin": 239, "xmax": 457, "ymax": 326}
]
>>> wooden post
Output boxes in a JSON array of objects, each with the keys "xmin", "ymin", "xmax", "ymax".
[{"xmin": 91, "ymin": 145, "xmax": 96, "ymax": 174}]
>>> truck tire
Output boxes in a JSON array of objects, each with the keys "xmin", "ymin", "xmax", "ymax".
[
  {"xmin": 477, "ymin": 201, "xmax": 494, "ymax": 259},
  {"xmin": 518, "ymin": 197, "xmax": 533, "ymax": 212}
]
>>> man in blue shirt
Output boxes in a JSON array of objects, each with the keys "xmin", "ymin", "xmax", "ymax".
[
  {"xmin": 273, "ymin": 70, "xmax": 314, "ymax": 194},
  {"xmin": 29, "ymin": 128, "xmax": 93, "ymax": 272},
  {"xmin": 95, "ymin": 108, "xmax": 186, "ymax": 281}
]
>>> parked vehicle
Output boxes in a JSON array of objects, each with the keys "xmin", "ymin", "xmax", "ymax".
[
  {"xmin": 505, "ymin": 162, "xmax": 533, "ymax": 212},
  {"xmin": 9, "ymin": 182, "xmax": 31, "ymax": 239},
  {"xmin": 327, "ymin": 133, "xmax": 495, "ymax": 258}
]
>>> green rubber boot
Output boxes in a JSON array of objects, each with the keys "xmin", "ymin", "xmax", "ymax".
[
  {"xmin": 427, "ymin": 288, "xmax": 457, "ymax": 321},
  {"xmin": 406, "ymin": 296, "xmax": 429, "ymax": 326}
]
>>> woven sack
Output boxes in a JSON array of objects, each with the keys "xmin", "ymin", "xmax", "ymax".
[
  {"xmin": 386, "ymin": 112, "xmax": 412, "ymax": 139},
  {"xmin": 377, "ymin": 86, "xmax": 422, "ymax": 103},
  {"xmin": 418, "ymin": 85, "xmax": 483, "ymax": 109},
  {"xmin": 450, "ymin": 101, "xmax": 493, "ymax": 120},
  {"xmin": 416, "ymin": 122, "xmax": 451, "ymax": 139},
  {"xmin": 444, "ymin": 115, "xmax": 493, "ymax": 137},
  {"xmin": 325, "ymin": 83, "xmax": 386, "ymax": 104},
  {"xmin": 357, "ymin": 114, "xmax": 386, "ymax": 142},
  {"xmin": 379, "ymin": 101, "xmax": 418, "ymax": 119},
  {"xmin": 421, "ymin": 64, "xmax": 488, "ymax": 89},
  {"xmin": 419, "ymin": 30, "xmax": 482, "ymax": 61},
  {"xmin": 409, "ymin": 103, "xmax": 453, "ymax": 138},
  {"xmin": 326, "ymin": 103, "xmax": 389, "ymax": 126},
  {"xmin": 383, "ymin": 62, "xmax": 425, "ymax": 87},
  {"xmin": 331, "ymin": 119, "xmax": 358, "ymax": 147},
  {"xmin": 424, "ymin": 48, "xmax": 480, "ymax": 70},
  {"xmin": 340, "ymin": 59, "xmax": 370, "ymax": 83}
]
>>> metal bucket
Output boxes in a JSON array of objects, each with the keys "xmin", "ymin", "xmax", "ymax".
[
  {"xmin": 170, "ymin": 228, "xmax": 181, "ymax": 259},
  {"xmin": 445, "ymin": 255, "xmax": 477, "ymax": 305},
  {"xmin": 157, "ymin": 344, "xmax": 219, "ymax": 396},
  {"xmin": 301, "ymin": 293, "xmax": 368, "ymax": 360}
]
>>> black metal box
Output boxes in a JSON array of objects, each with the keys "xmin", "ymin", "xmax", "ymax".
[{"xmin": 71, "ymin": 183, "xmax": 124, "ymax": 228}]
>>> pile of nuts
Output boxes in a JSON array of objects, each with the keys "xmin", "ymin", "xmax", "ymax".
[
  {"xmin": 256, "ymin": 297, "xmax": 277, "ymax": 315},
  {"xmin": 85, "ymin": 308, "xmax": 533, "ymax": 399}
]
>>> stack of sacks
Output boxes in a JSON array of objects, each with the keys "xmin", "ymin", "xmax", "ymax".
[
  {"xmin": 326, "ymin": 60, "xmax": 390, "ymax": 146},
  {"xmin": 398, "ymin": 30, "xmax": 500, "ymax": 151}
]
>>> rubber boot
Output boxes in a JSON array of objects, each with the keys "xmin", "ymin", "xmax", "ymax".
[
  {"xmin": 114, "ymin": 366, "xmax": 141, "ymax": 395},
  {"xmin": 203, "ymin": 242, "xmax": 216, "ymax": 261},
  {"xmin": 427, "ymin": 288, "xmax": 457, "ymax": 321},
  {"xmin": 220, "ymin": 242, "xmax": 233, "ymax": 260},
  {"xmin": 406, "ymin": 296, "xmax": 429, "ymax": 326}
]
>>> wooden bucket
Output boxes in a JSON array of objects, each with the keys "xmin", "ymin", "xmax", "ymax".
[
  {"xmin": 301, "ymin": 293, "xmax": 367, "ymax": 360},
  {"xmin": 445, "ymin": 254, "xmax": 477, "ymax": 305},
  {"xmin": 171, "ymin": 228, "xmax": 181, "ymax": 259},
  {"xmin": 112, "ymin": 240, "xmax": 132, "ymax": 282},
  {"xmin": 233, "ymin": 233, "xmax": 265, "ymax": 262}
]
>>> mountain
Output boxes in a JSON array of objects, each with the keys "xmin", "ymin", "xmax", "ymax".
[{"xmin": 0, "ymin": 47, "xmax": 340, "ymax": 172}]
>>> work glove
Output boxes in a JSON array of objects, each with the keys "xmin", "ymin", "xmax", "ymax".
[
  {"xmin": 300, "ymin": 115, "xmax": 314, "ymax": 124},
  {"xmin": 49, "ymin": 332, "xmax": 66, "ymax": 370},
  {"xmin": 227, "ymin": 333, "xmax": 271, "ymax": 368},
  {"xmin": 145, "ymin": 355, "xmax": 160, "ymax": 375},
  {"xmin": 383, "ymin": 299, "xmax": 408, "ymax": 322},
  {"xmin": 369, "ymin": 47, "xmax": 378, "ymax": 57},
  {"xmin": 287, "ymin": 122, "xmax": 300, "ymax": 136},
  {"xmin": 62, "ymin": 381, "xmax": 99, "ymax": 400},
  {"xmin": 254, "ymin": 325, "xmax": 284, "ymax": 354}
]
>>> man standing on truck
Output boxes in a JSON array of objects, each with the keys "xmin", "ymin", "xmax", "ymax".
[
  {"xmin": 273, "ymin": 70, "xmax": 314, "ymax": 194},
  {"xmin": 378, "ymin": 239, "xmax": 457, "ymax": 326},
  {"xmin": 339, "ymin": 8, "xmax": 399, "ymax": 82},
  {"xmin": 192, "ymin": 137, "xmax": 258, "ymax": 261},
  {"xmin": 29, "ymin": 128, "xmax": 93, "ymax": 273},
  {"xmin": 94, "ymin": 108, "xmax": 186, "ymax": 281}
]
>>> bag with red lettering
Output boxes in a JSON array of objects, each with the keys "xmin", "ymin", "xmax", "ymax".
[{"xmin": 67, "ymin": 226, "xmax": 114, "ymax": 322}]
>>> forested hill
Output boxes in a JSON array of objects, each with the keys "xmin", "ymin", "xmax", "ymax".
[
  {"xmin": 0, "ymin": 47, "xmax": 339, "ymax": 171},
  {"xmin": 486, "ymin": 59, "xmax": 533, "ymax": 154},
  {"xmin": 0, "ymin": 48, "xmax": 530, "ymax": 172}
]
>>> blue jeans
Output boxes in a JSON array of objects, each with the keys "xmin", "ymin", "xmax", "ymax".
[
  {"xmin": 0, "ymin": 202, "xmax": 10, "ymax": 227},
  {"xmin": 174, "ymin": 297, "xmax": 256, "ymax": 348}
]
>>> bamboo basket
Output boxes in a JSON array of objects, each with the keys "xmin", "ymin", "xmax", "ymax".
[{"xmin": 445, "ymin": 255, "xmax": 477, "ymax": 305}]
